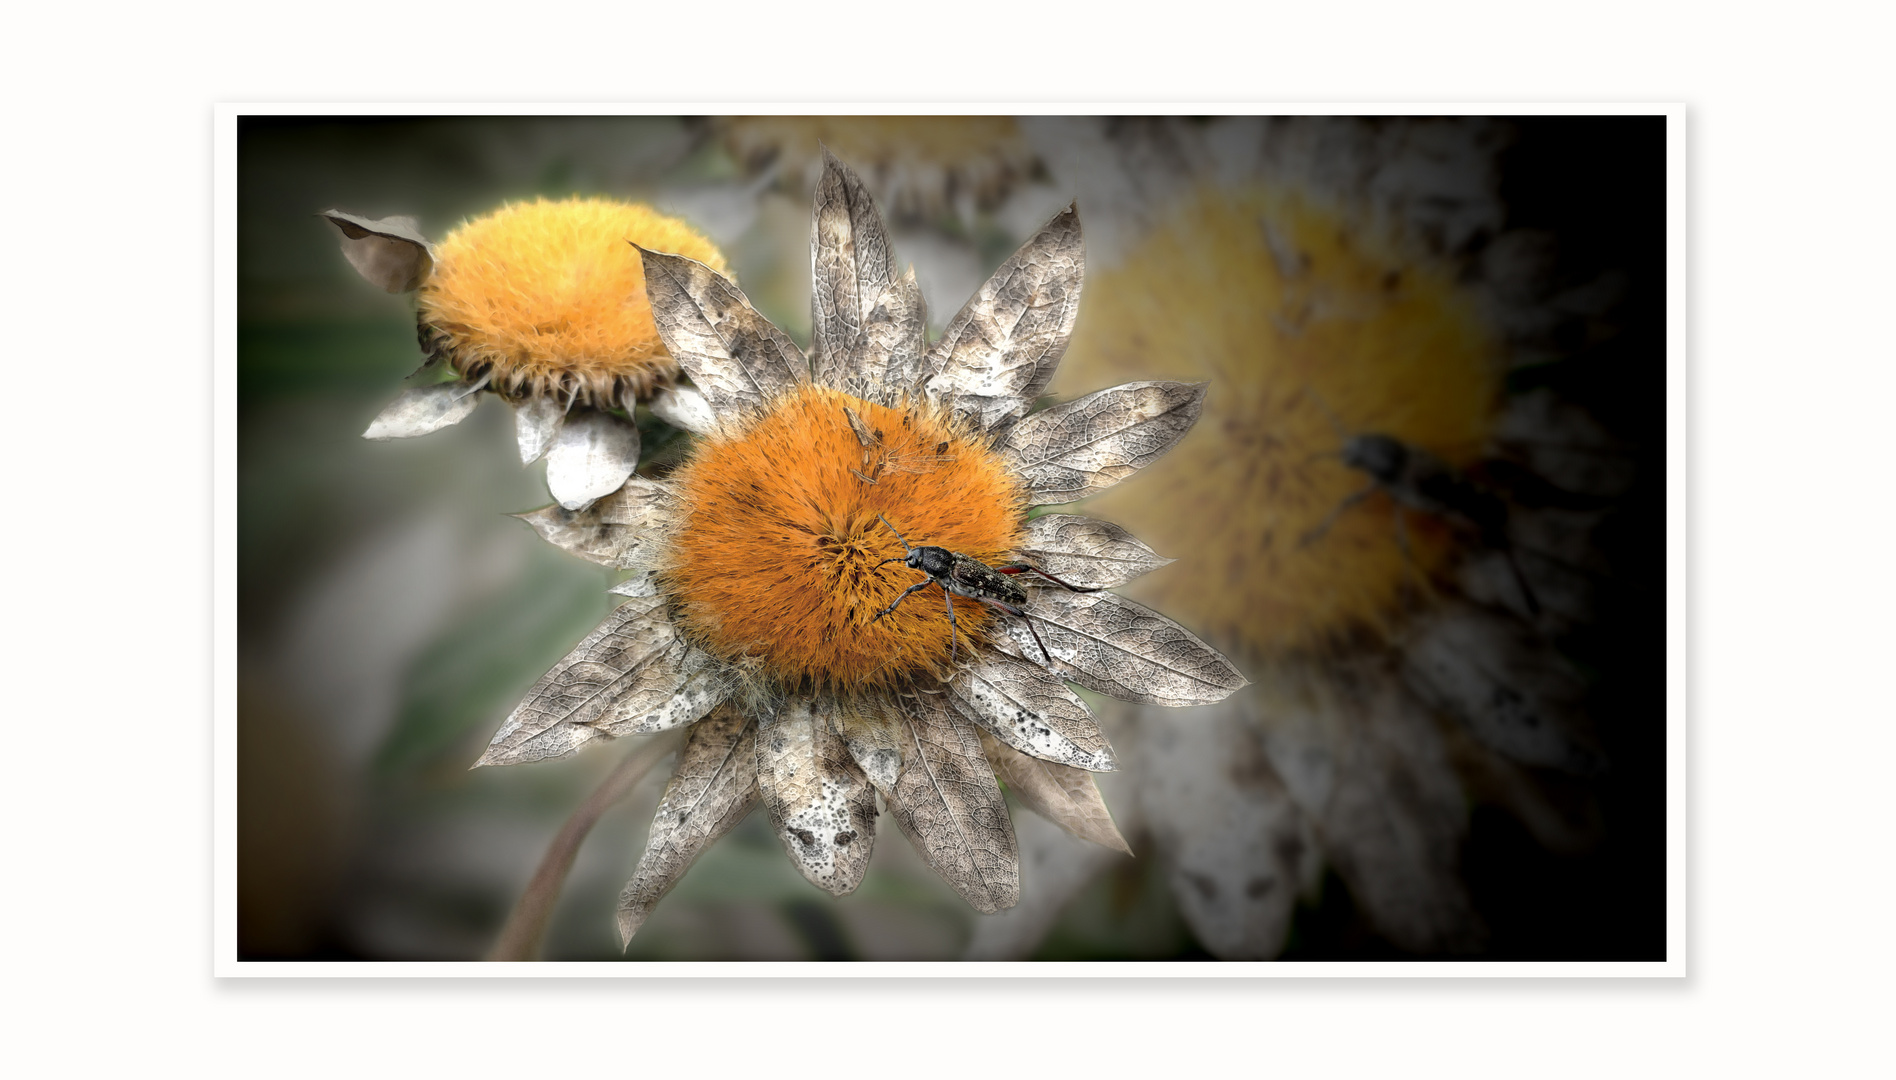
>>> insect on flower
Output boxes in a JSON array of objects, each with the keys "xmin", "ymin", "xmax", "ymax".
[{"xmin": 871, "ymin": 513, "xmax": 1098, "ymax": 665}]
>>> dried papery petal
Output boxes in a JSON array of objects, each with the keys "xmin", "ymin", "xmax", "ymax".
[
  {"xmin": 980, "ymin": 731, "xmax": 1130, "ymax": 854},
  {"xmin": 322, "ymin": 210, "xmax": 432, "ymax": 293},
  {"xmin": 640, "ymin": 246, "xmax": 809, "ymax": 420},
  {"xmin": 810, "ymin": 148, "xmax": 897, "ymax": 386},
  {"xmin": 923, "ymin": 204, "xmax": 1084, "ymax": 432},
  {"xmin": 842, "ymin": 271, "xmax": 927, "ymax": 402},
  {"xmin": 475, "ymin": 597, "xmax": 676, "ymax": 767},
  {"xmin": 1400, "ymin": 601, "xmax": 1605, "ymax": 776},
  {"xmin": 1014, "ymin": 514, "xmax": 1173, "ymax": 590},
  {"xmin": 514, "ymin": 477, "xmax": 676, "ymax": 570},
  {"xmin": 961, "ymin": 801, "xmax": 1126, "ymax": 960},
  {"xmin": 514, "ymin": 394, "xmax": 566, "ymax": 464},
  {"xmin": 607, "ymin": 571, "xmax": 661, "ymax": 598},
  {"xmin": 946, "ymin": 651, "xmax": 1116, "ymax": 772},
  {"xmin": 1002, "ymin": 380, "xmax": 1207, "ymax": 505},
  {"xmin": 1137, "ymin": 699, "xmax": 1312, "ymax": 959},
  {"xmin": 885, "ymin": 693, "xmax": 1019, "ymax": 913},
  {"xmin": 833, "ymin": 698, "xmax": 904, "ymax": 797},
  {"xmin": 1001, "ymin": 590, "xmax": 1247, "ymax": 707},
  {"xmin": 756, "ymin": 698, "xmax": 877, "ymax": 896},
  {"xmin": 588, "ymin": 639, "xmax": 728, "ymax": 736},
  {"xmin": 648, "ymin": 385, "xmax": 717, "ymax": 436},
  {"xmin": 545, "ymin": 410, "xmax": 641, "ymax": 511},
  {"xmin": 361, "ymin": 383, "xmax": 480, "ymax": 440},
  {"xmin": 618, "ymin": 707, "xmax": 760, "ymax": 946}
]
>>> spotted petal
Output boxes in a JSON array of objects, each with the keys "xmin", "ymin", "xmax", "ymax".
[
  {"xmin": 886, "ymin": 692, "xmax": 1019, "ymax": 913},
  {"xmin": 1014, "ymin": 514, "xmax": 1174, "ymax": 590},
  {"xmin": 545, "ymin": 410, "xmax": 640, "ymax": 511},
  {"xmin": 362, "ymin": 383, "xmax": 480, "ymax": 440},
  {"xmin": 618, "ymin": 707, "xmax": 760, "ymax": 946},
  {"xmin": 321, "ymin": 210, "xmax": 432, "ymax": 293},
  {"xmin": 831, "ymin": 697, "xmax": 904, "ymax": 797},
  {"xmin": 999, "ymin": 590, "xmax": 1247, "ymax": 707},
  {"xmin": 648, "ymin": 385, "xmax": 717, "ymax": 436},
  {"xmin": 844, "ymin": 271, "xmax": 928, "ymax": 402},
  {"xmin": 475, "ymin": 597, "xmax": 675, "ymax": 767},
  {"xmin": 980, "ymin": 731, "xmax": 1130, "ymax": 855},
  {"xmin": 514, "ymin": 477, "xmax": 675, "ymax": 570},
  {"xmin": 810, "ymin": 148, "xmax": 898, "ymax": 386},
  {"xmin": 513, "ymin": 394, "xmax": 566, "ymax": 464},
  {"xmin": 756, "ymin": 698, "xmax": 878, "ymax": 897},
  {"xmin": 946, "ymin": 651, "xmax": 1116, "ymax": 772},
  {"xmin": 1001, "ymin": 380, "xmax": 1206, "ymax": 505},
  {"xmin": 640, "ymin": 247, "xmax": 809, "ymax": 421},
  {"xmin": 587, "ymin": 639, "xmax": 729, "ymax": 736},
  {"xmin": 922, "ymin": 204, "xmax": 1083, "ymax": 432}
]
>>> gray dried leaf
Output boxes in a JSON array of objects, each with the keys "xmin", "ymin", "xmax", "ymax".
[
  {"xmin": 1001, "ymin": 381, "xmax": 1207, "ymax": 505},
  {"xmin": 810, "ymin": 149, "xmax": 897, "ymax": 386},
  {"xmin": 980, "ymin": 731, "xmax": 1130, "ymax": 854},
  {"xmin": 647, "ymin": 385, "xmax": 717, "ymax": 436},
  {"xmin": 833, "ymin": 698, "xmax": 904, "ymax": 797},
  {"xmin": 321, "ymin": 210, "xmax": 433, "ymax": 293},
  {"xmin": 1400, "ymin": 601, "xmax": 1605, "ymax": 775},
  {"xmin": 587, "ymin": 639, "xmax": 729, "ymax": 736},
  {"xmin": 475, "ymin": 597, "xmax": 676, "ymax": 767},
  {"xmin": 922, "ymin": 204, "xmax": 1083, "ymax": 431},
  {"xmin": 1014, "ymin": 514, "xmax": 1173, "ymax": 589},
  {"xmin": 1002, "ymin": 590, "xmax": 1247, "ymax": 706},
  {"xmin": 946, "ymin": 651, "xmax": 1116, "ymax": 772},
  {"xmin": 756, "ymin": 698, "xmax": 877, "ymax": 896},
  {"xmin": 514, "ymin": 476, "xmax": 676, "ymax": 570},
  {"xmin": 1136, "ymin": 699, "xmax": 1311, "ymax": 958},
  {"xmin": 885, "ymin": 692, "xmax": 1019, "ymax": 913},
  {"xmin": 845, "ymin": 270, "xmax": 928, "ymax": 401},
  {"xmin": 361, "ymin": 383, "xmax": 480, "ymax": 440},
  {"xmin": 618, "ymin": 707, "xmax": 760, "ymax": 945},
  {"xmin": 545, "ymin": 410, "xmax": 641, "ymax": 511},
  {"xmin": 514, "ymin": 394, "xmax": 566, "ymax": 464},
  {"xmin": 640, "ymin": 246, "xmax": 808, "ymax": 420}
]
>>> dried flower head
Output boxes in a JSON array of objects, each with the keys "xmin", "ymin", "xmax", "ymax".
[
  {"xmin": 485, "ymin": 151, "xmax": 1246, "ymax": 944},
  {"xmin": 323, "ymin": 197, "xmax": 731, "ymax": 511}
]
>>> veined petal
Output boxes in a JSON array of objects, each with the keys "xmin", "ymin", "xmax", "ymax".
[
  {"xmin": 831, "ymin": 696, "xmax": 904, "ymax": 797},
  {"xmin": 960, "ymin": 801, "xmax": 1126, "ymax": 960},
  {"xmin": 321, "ymin": 209, "xmax": 432, "ymax": 293},
  {"xmin": 648, "ymin": 385, "xmax": 717, "ymax": 436},
  {"xmin": 588, "ymin": 639, "xmax": 729, "ymax": 736},
  {"xmin": 946, "ymin": 651, "xmax": 1116, "ymax": 772},
  {"xmin": 843, "ymin": 270, "xmax": 928, "ymax": 402},
  {"xmin": 756, "ymin": 698, "xmax": 877, "ymax": 897},
  {"xmin": 545, "ymin": 410, "xmax": 640, "ymax": 511},
  {"xmin": 1000, "ymin": 590, "xmax": 1247, "ymax": 707},
  {"xmin": 362, "ymin": 384, "xmax": 480, "ymax": 440},
  {"xmin": 514, "ymin": 394, "xmax": 566, "ymax": 464},
  {"xmin": 979, "ymin": 731, "xmax": 1130, "ymax": 854},
  {"xmin": 922, "ymin": 204, "xmax": 1083, "ymax": 432},
  {"xmin": 640, "ymin": 247, "xmax": 809, "ymax": 420},
  {"xmin": 810, "ymin": 148, "xmax": 897, "ymax": 386},
  {"xmin": 475, "ymin": 597, "xmax": 675, "ymax": 767},
  {"xmin": 885, "ymin": 692, "xmax": 1019, "ymax": 913},
  {"xmin": 514, "ymin": 476, "xmax": 676, "ymax": 570},
  {"xmin": 607, "ymin": 570, "xmax": 661, "ymax": 597},
  {"xmin": 1014, "ymin": 514, "xmax": 1174, "ymax": 590},
  {"xmin": 618, "ymin": 707, "xmax": 760, "ymax": 946},
  {"xmin": 1001, "ymin": 380, "xmax": 1206, "ymax": 505}
]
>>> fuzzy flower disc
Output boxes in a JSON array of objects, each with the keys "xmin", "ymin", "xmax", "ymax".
[
  {"xmin": 417, "ymin": 197, "xmax": 731, "ymax": 408},
  {"xmin": 1056, "ymin": 187, "xmax": 1502, "ymax": 656},
  {"xmin": 662, "ymin": 384, "xmax": 1024, "ymax": 691}
]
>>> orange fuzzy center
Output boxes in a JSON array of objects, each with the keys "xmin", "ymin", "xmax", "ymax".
[{"xmin": 663, "ymin": 384, "xmax": 1025, "ymax": 690}]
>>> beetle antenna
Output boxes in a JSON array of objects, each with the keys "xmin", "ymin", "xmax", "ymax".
[{"xmin": 876, "ymin": 513, "xmax": 914, "ymax": 554}]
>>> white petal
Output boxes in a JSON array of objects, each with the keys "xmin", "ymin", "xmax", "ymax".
[
  {"xmin": 361, "ymin": 384, "xmax": 480, "ymax": 441},
  {"xmin": 514, "ymin": 395, "xmax": 566, "ymax": 464},
  {"xmin": 545, "ymin": 410, "xmax": 641, "ymax": 511},
  {"xmin": 648, "ymin": 385, "xmax": 717, "ymax": 436}
]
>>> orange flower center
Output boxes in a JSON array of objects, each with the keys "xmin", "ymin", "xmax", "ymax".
[{"xmin": 663, "ymin": 384, "xmax": 1025, "ymax": 690}]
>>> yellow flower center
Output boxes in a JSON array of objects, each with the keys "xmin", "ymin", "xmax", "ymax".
[
  {"xmin": 417, "ymin": 197, "xmax": 731, "ymax": 408},
  {"xmin": 662, "ymin": 384, "xmax": 1025, "ymax": 691},
  {"xmin": 1055, "ymin": 186, "xmax": 1502, "ymax": 657}
]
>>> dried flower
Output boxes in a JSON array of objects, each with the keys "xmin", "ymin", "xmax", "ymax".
[
  {"xmin": 323, "ymin": 197, "xmax": 730, "ymax": 510},
  {"xmin": 480, "ymin": 152, "xmax": 1247, "ymax": 945}
]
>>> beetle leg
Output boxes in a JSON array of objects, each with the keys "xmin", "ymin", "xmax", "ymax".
[
  {"xmin": 872, "ymin": 579, "xmax": 933, "ymax": 621},
  {"xmin": 982, "ymin": 598, "xmax": 1054, "ymax": 666},
  {"xmin": 995, "ymin": 563, "xmax": 1100, "ymax": 593},
  {"xmin": 1298, "ymin": 482, "xmax": 1378, "ymax": 549},
  {"xmin": 943, "ymin": 589, "xmax": 961, "ymax": 663}
]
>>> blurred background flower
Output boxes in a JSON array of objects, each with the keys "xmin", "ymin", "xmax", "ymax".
[{"xmin": 238, "ymin": 115, "xmax": 1662, "ymax": 960}]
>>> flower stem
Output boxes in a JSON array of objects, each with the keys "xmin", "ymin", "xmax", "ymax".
[{"xmin": 485, "ymin": 730, "xmax": 684, "ymax": 961}]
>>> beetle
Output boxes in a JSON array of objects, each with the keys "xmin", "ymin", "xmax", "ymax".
[{"xmin": 869, "ymin": 514, "xmax": 1096, "ymax": 666}]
